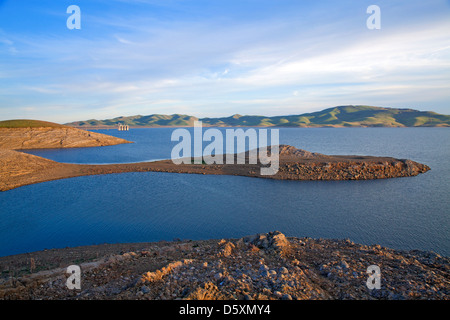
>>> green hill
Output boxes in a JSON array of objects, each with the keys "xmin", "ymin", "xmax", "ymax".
[
  {"xmin": 69, "ymin": 114, "xmax": 199, "ymax": 127},
  {"xmin": 0, "ymin": 119, "xmax": 67, "ymax": 128},
  {"xmin": 65, "ymin": 106, "xmax": 450, "ymax": 128}
]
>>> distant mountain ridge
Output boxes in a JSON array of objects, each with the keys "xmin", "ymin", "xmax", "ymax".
[{"xmin": 65, "ymin": 105, "xmax": 450, "ymax": 128}]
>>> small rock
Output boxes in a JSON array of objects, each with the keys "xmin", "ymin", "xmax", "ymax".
[
  {"xmin": 219, "ymin": 241, "xmax": 235, "ymax": 257},
  {"xmin": 281, "ymin": 294, "xmax": 293, "ymax": 300},
  {"xmin": 279, "ymin": 267, "xmax": 289, "ymax": 274},
  {"xmin": 262, "ymin": 288, "xmax": 272, "ymax": 295},
  {"xmin": 274, "ymin": 291, "xmax": 283, "ymax": 298},
  {"xmin": 181, "ymin": 288, "xmax": 190, "ymax": 297},
  {"xmin": 260, "ymin": 270, "xmax": 270, "ymax": 278},
  {"xmin": 140, "ymin": 285, "xmax": 151, "ymax": 294},
  {"xmin": 259, "ymin": 264, "xmax": 269, "ymax": 272}
]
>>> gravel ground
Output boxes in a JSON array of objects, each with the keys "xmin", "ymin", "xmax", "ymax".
[{"xmin": 0, "ymin": 231, "xmax": 448, "ymax": 300}]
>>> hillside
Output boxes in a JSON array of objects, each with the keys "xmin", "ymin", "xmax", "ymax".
[
  {"xmin": 0, "ymin": 119, "xmax": 67, "ymax": 128},
  {"xmin": 69, "ymin": 114, "xmax": 198, "ymax": 128},
  {"xmin": 0, "ymin": 119, "xmax": 131, "ymax": 149},
  {"xmin": 65, "ymin": 106, "xmax": 450, "ymax": 128}
]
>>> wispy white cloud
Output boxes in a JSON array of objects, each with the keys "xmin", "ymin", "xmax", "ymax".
[{"xmin": 0, "ymin": 0, "xmax": 449, "ymax": 122}]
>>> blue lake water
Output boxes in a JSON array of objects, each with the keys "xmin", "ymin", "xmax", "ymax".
[{"xmin": 1, "ymin": 128, "xmax": 449, "ymax": 257}]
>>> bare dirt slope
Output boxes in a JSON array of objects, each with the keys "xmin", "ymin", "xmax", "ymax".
[
  {"xmin": 0, "ymin": 127, "xmax": 130, "ymax": 149},
  {"xmin": 0, "ymin": 124, "xmax": 132, "ymax": 191}
]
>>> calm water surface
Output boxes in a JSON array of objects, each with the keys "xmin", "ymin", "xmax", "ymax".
[{"xmin": 1, "ymin": 128, "xmax": 449, "ymax": 257}]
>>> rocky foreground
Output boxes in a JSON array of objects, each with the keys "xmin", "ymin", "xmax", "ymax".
[{"xmin": 0, "ymin": 232, "xmax": 448, "ymax": 300}]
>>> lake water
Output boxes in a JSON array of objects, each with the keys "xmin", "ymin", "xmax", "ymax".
[{"xmin": 1, "ymin": 128, "xmax": 449, "ymax": 257}]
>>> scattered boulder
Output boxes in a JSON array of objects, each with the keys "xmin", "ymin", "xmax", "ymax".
[
  {"xmin": 218, "ymin": 240, "xmax": 236, "ymax": 258},
  {"xmin": 185, "ymin": 282, "xmax": 228, "ymax": 300},
  {"xmin": 277, "ymin": 145, "xmax": 328, "ymax": 159},
  {"xmin": 243, "ymin": 231, "xmax": 291, "ymax": 254},
  {"xmin": 141, "ymin": 259, "xmax": 194, "ymax": 283}
]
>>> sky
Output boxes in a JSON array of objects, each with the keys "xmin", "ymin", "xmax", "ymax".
[{"xmin": 0, "ymin": 0, "xmax": 449, "ymax": 123}]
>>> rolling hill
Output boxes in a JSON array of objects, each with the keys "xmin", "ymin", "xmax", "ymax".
[
  {"xmin": 65, "ymin": 105, "xmax": 450, "ymax": 128},
  {"xmin": 0, "ymin": 119, "xmax": 67, "ymax": 128},
  {"xmin": 0, "ymin": 119, "xmax": 131, "ymax": 149}
]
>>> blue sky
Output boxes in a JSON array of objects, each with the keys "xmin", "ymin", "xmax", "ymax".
[{"xmin": 0, "ymin": 0, "xmax": 449, "ymax": 123}]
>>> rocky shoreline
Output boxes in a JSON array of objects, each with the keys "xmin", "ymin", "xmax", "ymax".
[{"xmin": 0, "ymin": 232, "xmax": 448, "ymax": 300}]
